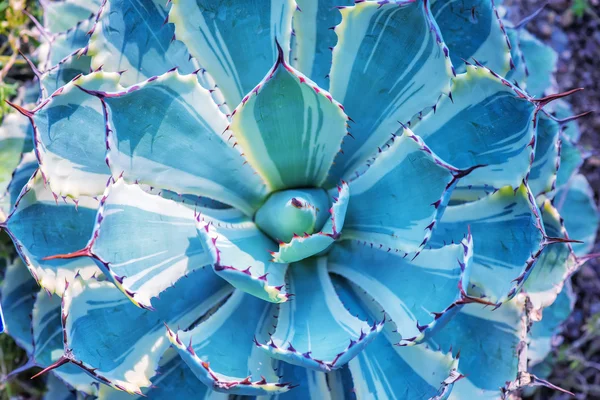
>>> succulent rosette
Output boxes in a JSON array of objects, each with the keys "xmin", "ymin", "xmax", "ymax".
[{"xmin": 0, "ymin": 0, "xmax": 598, "ymax": 399}]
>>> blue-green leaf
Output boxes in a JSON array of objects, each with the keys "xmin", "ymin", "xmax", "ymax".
[
  {"xmin": 342, "ymin": 130, "xmax": 457, "ymax": 254},
  {"xmin": 291, "ymin": 0, "xmax": 353, "ymax": 89},
  {"xmin": 271, "ymin": 182, "xmax": 349, "ymax": 263},
  {"xmin": 431, "ymin": 0, "xmax": 511, "ymax": 75},
  {"xmin": 197, "ymin": 214, "xmax": 289, "ymax": 303},
  {"xmin": 528, "ymin": 113, "xmax": 560, "ymax": 196},
  {"xmin": 554, "ymin": 174, "xmax": 599, "ymax": 256},
  {"xmin": 168, "ymin": 290, "xmax": 292, "ymax": 396},
  {"xmin": 555, "ymin": 136, "xmax": 583, "ymax": 189},
  {"xmin": 528, "ymin": 280, "xmax": 574, "ymax": 366},
  {"xmin": 6, "ymin": 170, "xmax": 100, "ymax": 295},
  {"xmin": 39, "ymin": 54, "xmax": 92, "ymax": 98},
  {"xmin": 523, "ymin": 200, "xmax": 577, "ymax": 311},
  {"xmin": 329, "ymin": 235, "xmax": 475, "ymax": 345},
  {"xmin": 0, "ymin": 111, "xmax": 34, "ymax": 219},
  {"xmin": 169, "ymin": 0, "xmax": 295, "ymax": 109},
  {"xmin": 97, "ymin": 348, "xmax": 229, "ymax": 399},
  {"xmin": 41, "ymin": 0, "xmax": 101, "ymax": 34},
  {"xmin": 348, "ymin": 328, "xmax": 460, "ymax": 399},
  {"xmin": 0, "ymin": 258, "xmax": 36, "ymax": 354},
  {"xmin": 428, "ymin": 298, "xmax": 526, "ymax": 399},
  {"xmin": 31, "ymin": 72, "xmax": 117, "ymax": 197},
  {"xmin": 229, "ymin": 45, "xmax": 349, "ymax": 191},
  {"xmin": 79, "ymin": 179, "xmax": 213, "ymax": 309},
  {"xmin": 0, "ymin": 152, "xmax": 38, "ymax": 218},
  {"xmin": 518, "ymin": 30, "xmax": 557, "ymax": 98},
  {"xmin": 40, "ymin": 17, "xmax": 94, "ymax": 72},
  {"xmin": 326, "ymin": 0, "xmax": 453, "ymax": 183},
  {"xmin": 43, "ymin": 374, "xmax": 80, "ymax": 400},
  {"xmin": 86, "ymin": 0, "xmax": 198, "ymax": 86},
  {"xmin": 412, "ymin": 64, "xmax": 536, "ymax": 190},
  {"xmin": 96, "ymin": 70, "xmax": 267, "ymax": 215},
  {"xmin": 256, "ymin": 257, "xmax": 381, "ymax": 372},
  {"xmin": 32, "ymin": 292, "xmax": 98, "ymax": 395},
  {"xmin": 429, "ymin": 185, "xmax": 545, "ymax": 304},
  {"xmin": 62, "ymin": 268, "xmax": 231, "ymax": 394}
]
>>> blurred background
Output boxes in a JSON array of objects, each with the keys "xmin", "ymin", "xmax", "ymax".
[
  {"xmin": 502, "ymin": 1, "xmax": 600, "ymax": 399},
  {"xmin": 0, "ymin": 0, "xmax": 598, "ymax": 399}
]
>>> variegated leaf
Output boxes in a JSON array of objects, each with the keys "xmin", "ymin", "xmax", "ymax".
[
  {"xmin": 61, "ymin": 269, "xmax": 231, "ymax": 394},
  {"xmin": 523, "ymin": 200, "xmax": 576, "ymax": 311},
  {"xmin": 329, "ymin": 235, "xmax": 475, "ymax": 345},
  {"xmin": 256, "ymin": 257, "xmax": 382, "ymax": 372},
  {"xmin": 98, "ymin": 348, "xmax": 228, "ymax": 399},
  {"xmin": 342, "ymin": 130, "xmax": 459, "ymax": 254},
  {"xmin": 169, "ymin": 0, "xmax": 295, "ymax": 109},
  {"xmin": 326, "ymin": 0, "xmax": 453, "ymax": 183},
  {"xmin": 229, "ymin": 44, "xmax": 349, "ymax": 191},
  {"xmin": 52, "ymin": 179, "xmax": 215, "ymax": 309},
  {"xmin": 32, "ymin": 292, "xmax": 98, "ymax": 395},
  {"xmin": 428, "ymin": 297, "xmax": 527, "ymax": 399},
  {"xmin": 430, "ymin": 0, "xmax": 511, "ymax": 75},
  {"xmin": 41, "ymin": 0, "xmax": 102, "ymax": 34},
  {"xmin": 554, "ymin": 174, "xmax": 599, "ymax": 256},
  {"xmin": 30, "ymin": 72, "xmax": 117, "ymax": 197},
  {"xmin": 528, "ymin": 113, "xmax": 560, "ymax": 196},
  {"xmin": 290, "ymin": 0, "xmax": 353, "ymax": 89},
  {"xmin": 168, "ymin": 290, "xmax": 292, "ymax": 395},
  {"xmin": 412, "ymin": 64, "xmax": 536, "ymax": 190},
  {"xmin": 5, "ymin": 170, "xmax": 100, "ymax": 296},
  {"xmin": 86, "ymin": 0, "xmax": 198, "ymax": 86},
  {"xmin": 93, "ymin": 69, "xmax": 267, "ymax": 215},
  {"xmin": 197, "ymin": 213, "xmax": 289, "ymax": 303},
  {"xmin": 429, "ymin": 185, "xmax": 545, "ymax": 304},
  {"xmin": 0, "ymin": 258, "xmax": 36, "ymax": 354}
]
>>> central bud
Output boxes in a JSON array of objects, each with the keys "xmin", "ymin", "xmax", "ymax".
[{"xmin": 255, "ymin": 188, "xmax": 330, "ymax": 243}]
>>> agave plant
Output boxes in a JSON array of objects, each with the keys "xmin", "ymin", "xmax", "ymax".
[{"xmin": 0, "ymin": 0, "xmax": 598, "ymax": 399}]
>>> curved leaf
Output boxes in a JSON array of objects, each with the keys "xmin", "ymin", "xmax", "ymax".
[
  {"xmin": 327, "ymin": 0, "xmax": 453, "ymax": 183},
  {"xmin": 41, "ymin": 0, "xmax": 101, "ymax": 34},
  {"xmin": 31, "ymin": 71, "xmax": 117, "ymax": 197},
  {"xmin": 0, "ymin": 152, "xmax": 37, "ymax": 222},
  {"xmin": 518, "ymin": 30, "xmax": 557, "ymax": 98},
  {"xmin": 76, "ymin": 179, "xmax": 213, "ymax": 309},
  {"xmin": 0, "ymin": 258, "xmax": 36, "ymax": 354},
  {"xmin": 528, "ymin": 113, "xmax": 560, "ymax": 196},
  {"xmin": 62, "ymin": 268, "xmax": 231, "ymax": 394},
  {"xmin": 291, "ymin": 0, "xmax": 353, "ymax": 88},
  {"xmin": 168, "ymin": 290, "xmax": 291, "ymax": 395},
  {"xmin": 256, "ymin": 257, "xmax": 381, "ymax": 372},
  {"xmin": 553, "ymin": 174, "xmax": 599, "ymax": 256},
  {"xmin": 197, "ymin": 214, "xmax": 289, "ymax": 303},
  {"xmin": 329, "ymin": 235, "xmax": 475, "ymax": 345},
  {"xmin": 271, "ymin": 181, "xmax": 349, "ymax": 263},
  {"xmin": 169, "ymin": 0, "xmax": 295, "ymax": 109},
  {"xmin": 32, "ymin": 292, "xmax": 98, "ymax": 395},
  {"xmin": 429, "ymin": 184, "xmax": 545, "ymax": 304},
  {"xmin": 523, "ymin": 200, "xmax": 577, "ymax": 311},
  {"xmin": 0, "ymin": 111, "xmax": 34, "ymax": 219},
  {"xmin": 428, "ymin": 298, "xmax": 526, "ymax": 399},
  {"xmin": 86, "ymin": 0, "xmax": 198, "ymax": 86},
  {"xmin": 95, "ymin": 69, "xmax": 267, "ymax": 215},
  {"xmin": 342, "ymin": 130, "xmax": 458, "ymax": 254},
  {"xmin": 348, "ymin": 330, "xmax": 460, "ymax": 399},
  {"xmin": 6, "ymin": 170, "xmax": 100, "ymax": 296},
  {"xmin": 528, "ymin": 280, "xmax": 574, "ymax": 366},
  {"xmin": 431, "ymin": 0, "xmax": 511, "ymax": 75},
  {"xmin": 98, "ymin": 348, "xmax": 229, "ymax": 399},
  {"xmin": 412, "ymin": 64, "xmax": 536, "ymax": 190},
  {"xmin": 229, "ymin": 45, "xmax": 349, "ymax": 191}
]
